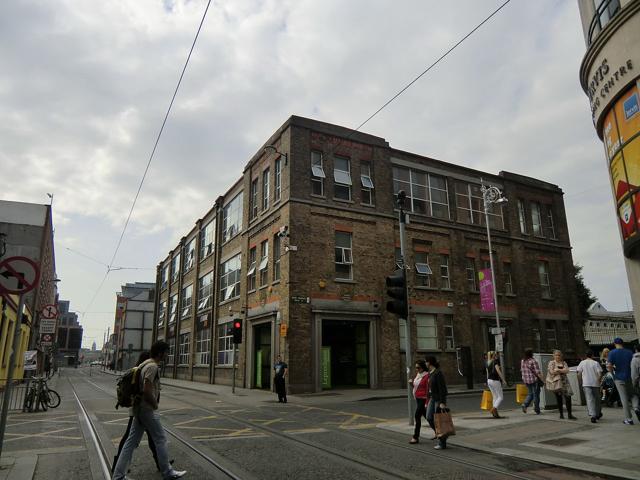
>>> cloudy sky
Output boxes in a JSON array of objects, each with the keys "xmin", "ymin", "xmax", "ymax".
[{"xmin": 1, "ymin": 0, "xmax": 629, "ymax": 348}]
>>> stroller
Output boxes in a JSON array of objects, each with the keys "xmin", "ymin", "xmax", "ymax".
[{"xmin": 601, "ymin": 371, "xmax": 621, "ymax": 407}]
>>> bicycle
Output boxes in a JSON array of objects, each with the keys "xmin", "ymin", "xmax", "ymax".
[{"xmin": 24, "ymin": 377, "xmax": 61, "ymax": 412}]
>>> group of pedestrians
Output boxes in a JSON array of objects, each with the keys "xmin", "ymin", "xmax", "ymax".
[{"xmin": 409, "ymin": 356, "xmax": 449, "ymax": 449}]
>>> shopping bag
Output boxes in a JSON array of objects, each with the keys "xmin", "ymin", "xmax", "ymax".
[
  {"xmin": 434, "ymin": 407, "xmax": 456, "ymax": 438},
  {"xmin": 516, "ymin": 384, "xmax": 528, "ymax": 404},
  {"xmin": 480, "ymin": 389, "xmax": 493, "ymax": 410}
]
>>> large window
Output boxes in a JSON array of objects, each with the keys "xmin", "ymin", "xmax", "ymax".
[
  {"xmin": 274, "ymin": 157, "xmax": 282, "ymax": 202},
  {"xmin": 414, "ymin": 251, "xmax": 432, "ymax": 287},
  {"xmin": 247, "ymin": 247, "xmax": 257, "ymax": 291},
  {"xmin": 360, "ymin": 162, "xmax": 374, "ymax": 205},
  {"xmin": 157, "ymin": 300, "xmax": 167, "ymax": 327},
  {"xmin": 184, "ymin": 238, "xmax": 196, "ymax": 272},
  {"xmin": 416, "ymin": 314, "xmax": 438, "ymax": 350},
  {"xmin": 262, "ymin": 168, "xmax": 270, "ymax": 211},
  {"xmin": 393, "ymin": 167, "xmax": 449, "ymax": 218},
  {"xmin": 545, "ymin": 205, "xmax": 557, "ymax": 239},
  {"xmin": 217, "ymin": 322, "xmax": 233, "ymax": 366},
  {"xmin": 199, "ymin": 220, "xmax": 215, "ymax": 259},
  {"xmin": 517, "ymin": 200, "xmax": 527, "ymax": 234},
  {"xmin": 466, "ymin": 258, "xmax": 477, "ymax": 292},
  {"xmin": 197, "ymin": 272, "xmax": 213, "ymax": 311},
  {"xmin": 195, "ymin": 329, "xmax": 211, "ymax": 365},
  {"xmin": 259, "ymin": 240, "xmax": 269, "ymax": 287},
  {"xmin": 455, "ymin": 182, "xmax": 503, "ymax": 228},
  {"xmin": 250, "ymin": 178, "xmax": 259, "ymax": 221},
  {"xmin": 531, "ymin": 202, "xmax": 543, "ymax": 237},
  {"xmin": 589, "ymin": 0, "xmax": 621, "ymax": 45},
  {"xmin": 181, "ymin": 284, "xmax": 193, "ymax": 318},
  {"xmin": 222, "ymin": 193, "xmax": 243, "ymax": 242},
  {"xmin": 167, "ymin": 337, "xmax": 176, "ymax": 365},
  {"xmin": 335, "ymin": 231, "xmax": 353, "ymax": 280},
  {"xmin": 168, "ymin": 294, "xmax": 178, "ymax": 324},
  {"xmin": 178, "ymin": 333, "xmax": 190, "ymax": 365},
  {"xmin": 220, "ymin": 254, "xmax": 241, "ymax": 301},
  {"xmin": 443, "ymin": 315, "xmax": 455, "ymax": 350},
  {"xmin": 334, "ymin": 156, "xmax": 352, "ymax": 201},
  {"xmin": 440, "ymin": 255, "xmax": 451, "ymax": 289},
  {"xmin": 538, "ymin": 261, "xmax": 551, "ymax": 299},
  {"xmin": 504, "ymin": 263, "xmax": 514, "ymax": 295},
  {"xmin": 161, "ymin": 265, "xmax": 168, "ymax": 290},
  {"xmin": 311, "ymin": 151, "xmax": 325, "ymax": 196},
  {"xmin": 171, "ymin": 253, "xmax": 180, "ymax": 282},
  {"xmin": 273, "ymin": 234, "xmax": 281, "ymax": 281}
]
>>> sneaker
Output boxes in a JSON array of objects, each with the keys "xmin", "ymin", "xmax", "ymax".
[
  {"xmin": 591, "ymin": 417, "xmax": 597, "ymax": 423},
  {"xmin": 434, "ymin": 444, "xmax": 445, "ymax": 450},
  {"xmin": 623, "ymin": 419, "xmax": 634, "ymax": 425},
  {"xmin": 167, "ymin": 470, "xmax": 187, "ymax": 479}
]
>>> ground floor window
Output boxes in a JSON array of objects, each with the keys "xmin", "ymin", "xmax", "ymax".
[
  {"xmin": 178, "ymin": 333, "xmax": 190, "ymax": 365},
  {"xmin": 167, "ymin": 337, "xmax": 176, "ymax": 365},
  {"xmin": 217, "ymin": 322, "xmax": 233, "ymax": 366},
  {"xmin": 196, "ymin": 328, "xmax": 211, "ymax": 365}
]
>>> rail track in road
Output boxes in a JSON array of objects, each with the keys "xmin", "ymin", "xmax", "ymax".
[{"xmin": 73, "ymin": 371, "xmax": 578, "ymax": 480}]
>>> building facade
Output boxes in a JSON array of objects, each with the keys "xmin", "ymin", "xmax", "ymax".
[
  {"xmin": 152, "ymin": 116, "xmax": 584, "ymax": 393},
  {"xmin": 111, "ymin": 282, "xmax": 155, "ymax": 370},
  {"xmin": 0, "ymin": 293, "xmax": 33, "ymax": 385},
  {"xmin": 56, "ymin": 300, "xmax": 83, "ymax": 366},
  {"xmin": 584, "ymin": 301, "xmax": 637, "ymax": 351},
  {"xmin": 577, "ymin": 0, "xmax": 640, "ymax": 334}
]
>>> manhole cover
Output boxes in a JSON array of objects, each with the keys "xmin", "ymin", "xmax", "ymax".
[{"xmin": 539, "ymin": 437, "xmax": 588, "ymax": 447}]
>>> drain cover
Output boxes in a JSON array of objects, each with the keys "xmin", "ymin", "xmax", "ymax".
[{"xmin": 539, "ymin": 437, "xmax": 588, "ymax": 447}]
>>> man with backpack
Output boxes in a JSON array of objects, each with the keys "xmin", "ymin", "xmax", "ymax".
[{"xmin": 112, "ymin": 341, "xmax": 186, "ymax": 480}]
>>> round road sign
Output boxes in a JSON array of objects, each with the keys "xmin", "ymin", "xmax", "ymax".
[
  {"xmin": 41, "ymin": 304, "xmax": 59, "ymax": 319},
  {"xmin": 0, "ymin": 256, "xmax": 41, "ymax": 295}
]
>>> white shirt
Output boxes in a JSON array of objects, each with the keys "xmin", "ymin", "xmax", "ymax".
[{"xmin": 577, "ymin": 358, "xmax": 602, "ymax": 387}]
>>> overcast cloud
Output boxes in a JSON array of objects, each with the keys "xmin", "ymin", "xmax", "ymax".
[{"xmin": 0, "ymin": 0, "xmax": 629, "ymax": 347}]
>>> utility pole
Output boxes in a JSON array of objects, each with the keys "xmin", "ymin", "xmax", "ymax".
[{"xmin": 398, "ymin": 192, "xmax": 413, "ymax": 426}]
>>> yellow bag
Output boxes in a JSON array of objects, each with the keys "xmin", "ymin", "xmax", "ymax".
[
  {"xmin": 480, "ymin": 389, "xmax": 493, "ymax": 410},
  {"xmin": 516, "ymin": 384, "xmax": 528, "ymax": 404}
]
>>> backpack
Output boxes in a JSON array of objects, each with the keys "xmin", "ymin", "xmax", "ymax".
[{"xmin": 115, "ymin": 366, "xmax": 143, "ymax": 409}]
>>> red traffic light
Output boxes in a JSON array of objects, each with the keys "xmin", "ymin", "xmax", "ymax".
[{"xmin": 234, "ymin": 321, "xmax": 241, "ymax": 329}]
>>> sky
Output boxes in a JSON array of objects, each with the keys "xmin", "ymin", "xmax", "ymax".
[{"xmin": 0, "ymin": 0, "xmax": 631, "ymax": 349}]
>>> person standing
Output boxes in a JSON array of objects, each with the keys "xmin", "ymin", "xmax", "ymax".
[
  {"xmin": 409, "ymin": 360, "xmax": 430, "ymax": 444},
  {"xmin": 607, "ymin": 337, "xmax": 635, "ymax": 424},
  {"xmin": 486, "ymin": 351, "xmax": 507, "ymax": 418},
  {"xmin": 600, "ymin": 348, "xmax": 610, "ymax": 371},
  {"xmin": 546, "ymin": 350, "xmax": 576, "ymax": 420},
  {"xmin": 631, "ymin": 344, "xmax": 640, "ymax": 421},
  {"xmin": 273, "ymin": 355, "xmax": 288, "ymax": 403},
  {"xmin": 577, "ymin": 351, "xmax": 603, "ymax": 423},
  {"xmin": 520, "ymin": 348, "xmax": 544, "ymax": 415},
  {"xmin": 425, "ymin": 356, "xmax": 448, "ymax": 450},
  {"xmin": 112, "ymin": 341, "xmax": 187, "ymax": 480}
]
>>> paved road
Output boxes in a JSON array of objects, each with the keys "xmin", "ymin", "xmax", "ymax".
[{"xmin": 2, "ymin": 369, "xmax": 609, "ymax": 479}]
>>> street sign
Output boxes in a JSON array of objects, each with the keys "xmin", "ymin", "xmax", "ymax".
[
  {"xmin": 0, "ymin": 256, "xmax": 40, "ymax": 294},
  {"xmin": 490, "ymin": 327, "xmax": 506, "ymax": 335},
  {"xmin": 494, "ymin": 334, "xmax": 504, "ymax": 352},
  {"xmin": 291, "ymin": 296, "xmax": 310, "ymax": 304},
  {"xmin": 41, "ymin": 304, "xmax": 58, "ymax": 319},
  {"xmin": 39, "ymin": 319, "xmax": 57, "ymax": 334},
  {"xmin": 40, "ymin": 333, "xmax": 54, "ymax": 347}
]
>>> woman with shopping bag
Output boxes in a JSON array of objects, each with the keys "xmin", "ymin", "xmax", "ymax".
[
  {"xmin": 409, "ymin": 360, "xmax": 430, "ymax": 444},
  {"xmin": 546, "ymin": 349, "xmax": 576, "ymax": 419},
  {"xmin": 425, "ymin": 356, "xmax": 451, "ymax": 450}
]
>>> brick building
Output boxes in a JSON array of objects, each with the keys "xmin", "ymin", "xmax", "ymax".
[{"xmin": 152, "ymin": 116, "xmax": 585, "ymax": 393}]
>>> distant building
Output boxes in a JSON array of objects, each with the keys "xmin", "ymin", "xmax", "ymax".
[
  {"xmin": 0, "ymin": 199, "xmax": 57, "ymax": 373},
  {"xmin": 584, "ymin": 301, "xmax": 638, "ymax": 350},
  {"xmin": 56, "ymin": 300, "xmax": 83, "ymax": 366},
  {"xmin": 112, "ymin": 282, "xmax": 155, "ymax": 370},
  {"xmin": 92, "ymin": 341, "xmax": 97, "ymax": 351}
]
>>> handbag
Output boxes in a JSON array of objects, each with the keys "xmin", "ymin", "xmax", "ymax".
[
  {"xmin": 434, "ymin": 407, "xmax": 456, "ymax": 438},
  {"xmin": 480, "ymin": 389, "xmax": 493, "ymax": 410},
  {"xmin": 545, "ymin": 374, "xmax": 563, "ymax": 392}
]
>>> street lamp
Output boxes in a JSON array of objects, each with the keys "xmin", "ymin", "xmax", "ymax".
[
  {"xmin": 480, "ymin": 180, "xmax": 508, "ymax": 354},
  {"xmin": 264, "ymin": 145, "xmax": 288, "ymax": 165}
]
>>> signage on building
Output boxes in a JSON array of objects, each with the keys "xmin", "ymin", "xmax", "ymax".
[
  {"xmin": 23, "ymin": 350, "xmax": 37, "ymax": 371},
  {"xmin": 40, "ymin": 333, "xmax": 54, "ymax": 347},
  {"xmin": 39, "ymin": 319, "xmax": 57, "ymax": 334},
  {"xmin": 0, "ymin": 256, "xmax": 40, "ymax": 295},
  {"xmin": 40, "ymin": 304, "xmax": 58, "ymax": 319},
  {"xmin": 291, "ymin": 296, "xmax": 310, "ymax": 304}
]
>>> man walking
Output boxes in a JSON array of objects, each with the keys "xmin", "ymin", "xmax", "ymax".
[
  {"xmin": 520, "ymin": 348, "xmax": 544, "ymax": 414},
  {"xmin": 274, "ymin": 355, "xmax": 288, "ymax": 403},
  {"xmin": 607, "ymin": 338, "xmax": 635, "ymax": 425},
  {"xmin": 577, "ymin": 351, "xmax": 603, "ymax": 423},
  {"xmin": 112, "ymin": 341, "xmax": 187, "ymax": 480},
  {"xmin": 630, "ymin": 344, "xmax": 640, "ymax": 421}
]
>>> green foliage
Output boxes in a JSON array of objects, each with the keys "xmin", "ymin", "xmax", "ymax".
[{"xmin": 574, "ymin": 264, "xmax": 596, "ymax": 323}]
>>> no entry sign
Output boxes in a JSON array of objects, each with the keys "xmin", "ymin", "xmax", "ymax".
[
  {"xmin": 41, "ymin": 304, "xmax": 58, "ymax": 319},
  {"xmin": 0, "ymin": 256, "xmax": 40, "ymax": 295}
]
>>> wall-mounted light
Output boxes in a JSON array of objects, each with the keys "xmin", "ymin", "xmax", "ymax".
[{"xmin": 264, "ymin": 145, "xmax": 288, "ymax": 165}]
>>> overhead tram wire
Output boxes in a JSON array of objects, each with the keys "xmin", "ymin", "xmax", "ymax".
[{"xmin": 80, "ymin": 0, "xmax": 213, "ymax": 318}]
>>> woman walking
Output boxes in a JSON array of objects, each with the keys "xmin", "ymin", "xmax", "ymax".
[
  {"xmin": 486, "ymin": 351, "xmax": 507, "ymax": 418},
  {"xmin": 546, "ymin": 349, "xmax": 576, "ymax": 419},
  {"xmin": 409, "ymin": 360, "xmax": 430, "ymax": 444},
  {"xmin": 425, "ymin": 356, "xmax": 449, "ymax": 450}
]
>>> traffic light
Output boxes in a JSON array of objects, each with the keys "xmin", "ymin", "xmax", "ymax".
[
  {"xmin": 386, "ymin": 268, "xmax": 408, "ymax": 318},
  {"xmin": 232, "ymin": 319, "xmax": 243, "ymax": 344}
]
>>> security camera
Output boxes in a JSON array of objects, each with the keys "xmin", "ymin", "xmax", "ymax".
[{"xmin": 278, "ymin": 225, "xmax": 289, "ymax": 238}]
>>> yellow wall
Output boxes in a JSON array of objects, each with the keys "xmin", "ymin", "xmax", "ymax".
[{"xmin": 0, "ymin": 294, "xmax": 32, "ymax": 386}]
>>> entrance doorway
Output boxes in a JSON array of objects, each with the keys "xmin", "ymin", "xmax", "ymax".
[
  {"xmin": 253, "ymin": 323, "xmax": 272, "ymax": 389},
  {"xmin": 321, "ymin": 320, "xmax": 369, "ymax": 388}
]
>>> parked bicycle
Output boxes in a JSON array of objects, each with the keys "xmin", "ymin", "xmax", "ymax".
[{"xmin": 24, "ymin": 377, "xmax": 61, "ymax": 412}]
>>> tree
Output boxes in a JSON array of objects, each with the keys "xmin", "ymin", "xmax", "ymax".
[{"xmin": 575, "ymin": 264, "xmax": 597, "ymax": 324}]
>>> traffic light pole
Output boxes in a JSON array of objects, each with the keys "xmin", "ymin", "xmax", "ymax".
[
  {"xmin": 232, "ymin": 342, "xmax": 237, "ymax": 394},
  {"xmin": 398, "ymin": 196, "xmax": 413, "ymax": 426}
]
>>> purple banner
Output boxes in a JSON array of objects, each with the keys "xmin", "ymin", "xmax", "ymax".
[{"xmin": 479, "ymin": 268, "xmax": 495, "ymax": 312}]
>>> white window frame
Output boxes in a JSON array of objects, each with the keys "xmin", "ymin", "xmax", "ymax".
[
  {"xmin": 517, "ymin": 199, "xmax": 528, "ymax": 234},
  {"xmin": 181, "ymin": 284, "xmax": 193, "ymax": 318},
  {"xmin": 216, "ymin": 321, "xmax": 234, "ymax": 366},
  {"xmin": 167, "ymin": 337, "xmax": 176, "ymax": 365},
  {"xmin": 262, "ymin": 168, "xmax": 270, "ymax": 211},
  {"xmin": 414, "ymin": 251, "xmax": 432, "ymax": 287},
  {"xmin": 416, "ymin": 314, "xmax": 438, "ymax": 350},
  {"xmin": 443, "ymin": 315, "xmax": 455, "ymax": 350},
  {"xmin": 538, "ymin": 261, "xmax": 552, "ymax": 299},
  {"xmin": 531, "ymin": 202, "xmax": 543, "ymax": 237},
  {"xmin": 335, "ymin": 231, "xmax": 353, "ymax": 280},
  {"xmin": 222, "ymin": 193, "xmax": 243, "ymax": 243},
  {"xmin": 259, "ymin": 240, "xmax": 269, "ymax": 287},
  {"xmin": 168, "ymin": 294, "xmax": 178, "ymax": 324},
  {"xmin": 466, "ymin": 258, "xmax": 477, "ymax": 291},
  {"xmin": 220, "ymin": 254, "xmax": 241, "ymax": 301},
  {"xmin": 250, "ymin": 178, "xmax": 259, "ymax": 221},
  {"xmin": 171, "ymin": 253, "xmax": 180, "ymax": 282},
  {"xmin": 183, "ymin": 238, "xmax": 196, "ymax": 272},
  {"xmin": 273, "ymin": 234, "xmax": 281, "ymax": 281},
  {"xmin": 334, "ymin": 155, "xmax": 352, "ymax": 201},
  {"xmin": 157, "ymin": 300, "xmax": 167, "ymax": 327},
  {"xmin": 440, "ymin": 255, "xmax": 451, "ymax": 289},
  {"xmin": 392, "ymin": 166, "xmax": 450, "ymax": 219},
  {"xmin": 360, "ymin": 162, "xmax": 374, "ymax": 205},
  {"xmin": 195, "ymin": 328, "xmax": 211, "ymax": 366},
  {"xmin": 274, "ymin": 158, "xmax": 282, "ymax": 202},
  {"xmin": 178, "ymin": 333, "xmax": 190, "ymax": 365},
  {"xmin": 504, "ymin": 263, "xmax": 514, "ymax": 295},
  {"xmin": 197, "ymin": 272, "xmax": 213, "ymax": 311},
  {"xmin": 545, "ymin": 206, "xmax": 557, "ymax": 239},
  {"xmin": 161, "ymin": 265, "xmax": 168, "ymax": 290},
  {"xmin": 247, "ymin": 247, "xmax": 257, "ymax": 291},
  {"xmin": 199, "ymin": 220, "xmax": 215, "ymax": 259},
  {"xmin": 311, "ymin": 151, "xmax": 326, "ymax": 193}
]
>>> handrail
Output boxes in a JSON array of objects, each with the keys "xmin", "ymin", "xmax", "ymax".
[{"xmin": 588, "ymin": 0, "xmax": 621, "ymax": 46}]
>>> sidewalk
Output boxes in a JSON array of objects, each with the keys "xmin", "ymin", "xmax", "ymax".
[{"xmin": 379, "ymin": 405, "xmax": 640, "ymax": 480}]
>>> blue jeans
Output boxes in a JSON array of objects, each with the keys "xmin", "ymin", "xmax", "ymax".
[
  {"xmin": 523, "ymin": 382, "xmax": 540, "ymax": 413},
  {"xmin": 112, "ymin": 407, "xmax": 173, "ymax": 480}
]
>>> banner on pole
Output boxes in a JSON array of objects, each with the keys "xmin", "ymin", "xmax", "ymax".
[{"xmin": 479, "ymin": 268, "xmax": 495, "ymax": 312}]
